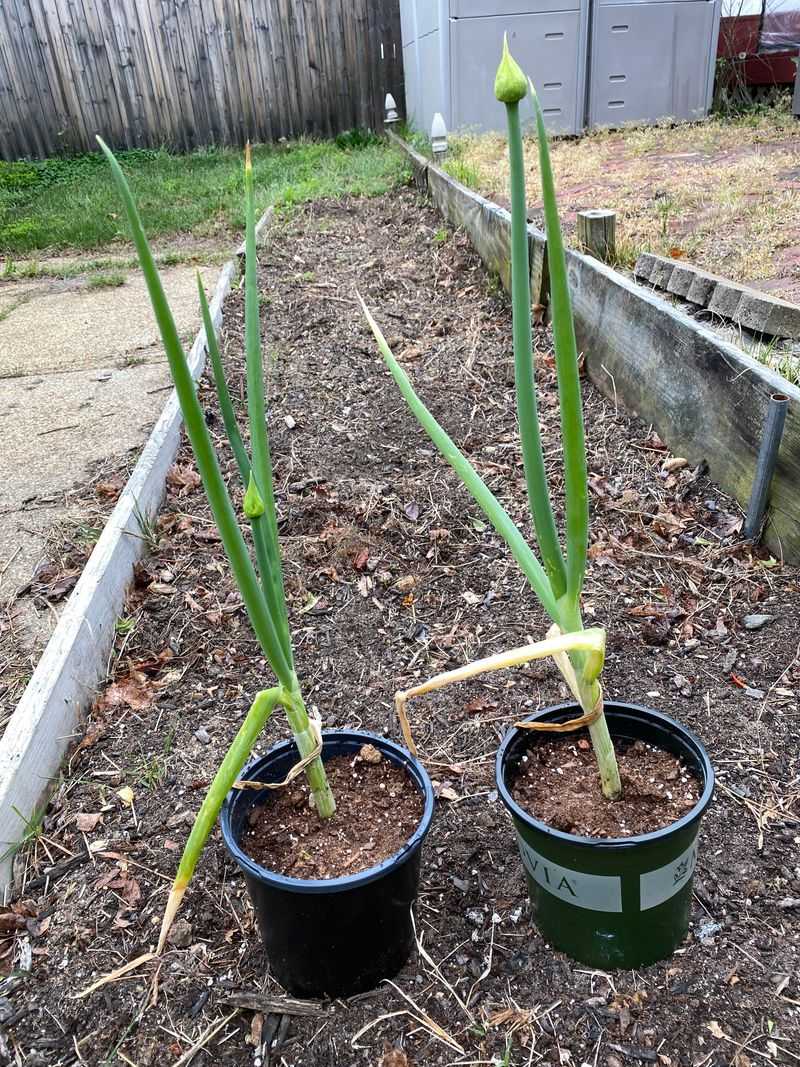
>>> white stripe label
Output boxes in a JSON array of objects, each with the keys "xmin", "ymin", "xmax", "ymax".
[
  {"xmin": 639, "ymin": 837, "xmax": 699, "ymax": 911},
  {"xmin": 517, "ymin": 835, "xmax": 623, "ymax": 913}
]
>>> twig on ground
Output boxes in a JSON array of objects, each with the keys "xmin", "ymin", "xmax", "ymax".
[{"xmin": 172, "ymin": 1009, "xmax": 239, "ymax": 1067}]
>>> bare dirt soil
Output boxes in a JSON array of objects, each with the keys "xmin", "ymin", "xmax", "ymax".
[{"xmin": 2, "ymin": 187, "xmax": 799, "ymax": 1067}]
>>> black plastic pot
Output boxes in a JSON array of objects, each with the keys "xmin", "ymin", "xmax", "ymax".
[
  {"xmin": 496, "ymin": 701, "xmax": 714, "ymax": 969},
  {"xmin": 221, "ymin": 730, "xmax": 435, "ymax": 998}
]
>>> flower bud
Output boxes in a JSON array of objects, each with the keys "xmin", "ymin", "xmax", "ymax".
[
  {"xmin": 243, "ymin": 472, "xmax": 265, "ymax": 518},
  {"xmin": 494, "ymin": 35, "xmax": 527, "ymax": 105}
]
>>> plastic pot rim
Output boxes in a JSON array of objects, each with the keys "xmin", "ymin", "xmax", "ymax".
[
  {"xmin": 496, "ymin": 700, "xmax": 715, "ymax": 850},
  {"xmin": 221, "ymin": 728, "xmax": 435, "ymax": 894}
]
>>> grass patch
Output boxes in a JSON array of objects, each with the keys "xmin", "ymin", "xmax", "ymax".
[
  {"xmin": 739, "ymin": 330, "xmax": 800, "ymax": 388},
  {"xmin": 443, "ymin": 157, "xmax": 481, "ymax": 189},
  {"xmin": 0, "ymin": 138, "xmax": 409, "ymax": 255},
  {"xmin": 452, "ymin": 100, "xmax": 800, "ymax": 298},
  {"xmin": 1, "ymin": 249, "xmax": 228, "ymax": 281},
  {"xmin": 87, "ymin": 271, "xmax": 126, "ymax": 289},
  {"xmin": 0, "ymin": 294, "xmax": 31, "ymax": 323}
]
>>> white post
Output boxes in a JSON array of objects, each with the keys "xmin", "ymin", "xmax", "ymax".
[
  {"xmin": 384, "ymin": 93, "xmax": 399, "ymax": 127},
  {"xmin": 430, "ymin": 112, "xmax": 448, "ymax": 163}
]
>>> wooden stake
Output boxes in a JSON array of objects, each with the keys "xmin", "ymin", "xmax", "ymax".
[{"xmin": 577, "ymin": 209, "xmax": 616, "ymax": 262}]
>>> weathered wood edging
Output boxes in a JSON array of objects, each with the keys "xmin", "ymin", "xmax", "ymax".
[
  {"xmin": 387, "ymin": 130, "xmax": 800, "ymax": 562},
  {"xmin": 0, "ymin": 211, "xmax": 272, "ymax": 897}
]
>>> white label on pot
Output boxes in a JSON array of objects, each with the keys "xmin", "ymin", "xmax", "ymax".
[
  {"xmin": 516, "ymin": 835, "xmax": 622, "ymax": 913},
  {"xmin": 639, "ymin": 836, "xmax": 699, "ymax": 911}
]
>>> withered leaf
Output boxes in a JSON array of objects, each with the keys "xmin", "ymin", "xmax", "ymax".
[
  {"xmin": 194, "ymin": 527, "xmax": 222, "ymax": 543},
  {"xmin": 352, "ymin": 547, "xmax": 370, "ymax": 571},
  {"xmin": 167, "ymin": 464, "xmax": 201, "ymax": 492},
  {"xmin": 100, "ymin": 676, "xmax": 154, "ymax": 711},
  {"xmin": 75, "ymin": 812, "xmax": 103, "ymax": 832},
  {"xmin": 95, "ymin": 478, "xmax": 124, "ymax": 500},
  {"xmin": 380, "ymin": 1047, "xmax": 412, "ymax": 1067}
]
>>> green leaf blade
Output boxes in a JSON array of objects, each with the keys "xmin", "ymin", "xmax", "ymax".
[
  {"xmin": 198, "ymin": 273, "xmax": 251, "ymax": 487},
  {"xmin": 97, "ymin": 137, "xmax": 293, "ymax": 689},
  {"xmin": 242, "ymin": 146, "xmax": 293, "ymax": 670},
  {"xmin": 505, "ymin": 101, "xmax": 567, "ymax": 600},
  {"xmin": 529, "ymin": 87, "xmax": 589, "ymax": 604},
  {"xmin": 359, "ymin": 295, "xmax": 559, "ymax": 623}
]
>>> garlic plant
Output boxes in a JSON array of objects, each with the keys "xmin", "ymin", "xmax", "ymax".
[
  {"xmin": 361, "ymin": 38, "xmax": 622, "ymax": 799},
  {"xmin": 99, "ymin": 140, "xmax": 336, "ymax": 950}
]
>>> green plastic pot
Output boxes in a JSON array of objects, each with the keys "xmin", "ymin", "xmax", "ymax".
[{"xmin": 496, "ymin": 701, "xmax": 714, "ymax": 969}]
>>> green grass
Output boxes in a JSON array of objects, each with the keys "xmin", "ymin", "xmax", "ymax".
[
  {"xmin": 741, "ymin": 331, "xmax": 800, "ymax": 387},
  {"xmin": 0, "ymin": 295, "xmax": 30, "ymax": 322},
  {"xmin": 1, "ymin": 249, "xmax": 227, "ymax": 281},
  {"xmin": 443, "ymin": 157, "xmax": 481, "ymax": 188},
  {"xmin": 87, "ymin": 271, "xmax": 126, "ymax": 289},
  {"xmin": 0, "ymin": 136, "xmax": 409, "ymax": 255}
]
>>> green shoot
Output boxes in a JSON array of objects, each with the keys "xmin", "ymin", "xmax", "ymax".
[
  {"xmin": 98, "ymin": 138, "xmax": 336, "ymax": 952},
  {"xmin": 361, "ymin": 40, "xmax": 621, "ymax": 800}
]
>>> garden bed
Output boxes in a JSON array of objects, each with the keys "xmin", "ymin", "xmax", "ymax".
[{"xmin": 3, "ymin": 187, "xmax": 799, "ymax": 1066}]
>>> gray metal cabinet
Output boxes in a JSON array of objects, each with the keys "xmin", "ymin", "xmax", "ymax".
[
  {"xmin": 588, "ymin": 0, "xmax": 720, "ymax": 127},
  {"xmin": 397, "ymin": 0, "xmax": 720, "ymax": 136},
  {"xmin": 450, "ymin": 11, "xmax": 586, "ymax": 134},
  {"xmin": 399, "ymin": 0, "xmax": 450, "ymax": 135},
  {"xmin": 399, "ymin": 0, "xmax": 588, "ymax": 135},
  {"xmin": 451, "ymin": 0, "xmax": 579, "ymax": 13}
]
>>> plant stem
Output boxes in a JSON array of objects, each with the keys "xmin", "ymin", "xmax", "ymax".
[
  {"xmin": 506, "ymin": 101, "xmax": 568, "ymax": 599},
  {"xmin": 283, "ymin": 682, "xmax": 336, "ymax": 819},
  {"xmin": 557, "ymin": 601, "xmax": 621, "ymax": 799},
  {"xmin": 243, "ymin": 147, "xmax": 294, "ymax": 671},
  {"xmin": 528, "ymin": 87, "xmax": 589, "ymax": 604}
]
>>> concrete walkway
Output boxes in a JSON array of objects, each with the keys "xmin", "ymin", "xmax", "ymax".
[{"xmin": 0, "ymin": 263, "xmax": 216, "ymax": 682}]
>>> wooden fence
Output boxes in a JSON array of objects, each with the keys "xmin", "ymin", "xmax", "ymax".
[{"xmin": 0, "ymin": 0, "xmax": 404, "ymax": 160}]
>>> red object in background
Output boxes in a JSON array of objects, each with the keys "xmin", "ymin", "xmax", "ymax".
[{"xmin": 718, "ymin": 12, "xmax": 798, "ymax": 85}]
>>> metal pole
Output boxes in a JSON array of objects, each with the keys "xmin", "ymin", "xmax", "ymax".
[{"xmin": 744, "ymin": 392, "xmax": 789, "ymax": 541}]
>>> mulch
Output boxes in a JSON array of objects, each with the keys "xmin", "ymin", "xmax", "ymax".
[{"xmin": 2, "ymin": 184, "xmax": 799, "ymax": 1067}]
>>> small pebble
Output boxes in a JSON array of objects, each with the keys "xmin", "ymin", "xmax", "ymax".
[
  {"xmin": 194, "ymin": 727, "xmax": 211, "ymax": 744},
  {"xmin": 167, "ymin": 918, "xmax": 193, "ymax": 948},
  {"xmin": 742, "ymin": 614, "xmax": 775, "ymax": 631},
  {"xmin": 697, "ymin": 920, "xmax": 722, "ymax": 942}
]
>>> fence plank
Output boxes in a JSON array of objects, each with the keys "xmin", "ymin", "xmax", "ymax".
[{"xmin": 0, "ymin": 0, "xmax": 403, "ymax": 159}]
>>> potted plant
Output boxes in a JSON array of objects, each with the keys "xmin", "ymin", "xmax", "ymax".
[
  {"xmin": 360, "ymin": 40, "xmax": 714, "ymax": 969},
  {"xmin": 99, "ymin": 140, "xmax": 435, "ymax": 998}
]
